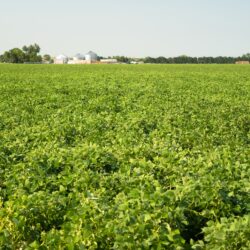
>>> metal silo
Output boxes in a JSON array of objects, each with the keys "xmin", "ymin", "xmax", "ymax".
[
  {"xmin": 73, "ymin": 53, "xmax": 85, "ymax": 61},
  {"xmin": 85, "ymin": 51, "xmax": 98, "ymax": 62}
]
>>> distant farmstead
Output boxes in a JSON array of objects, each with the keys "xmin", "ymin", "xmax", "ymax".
[
  {"xmin": 54, "ymin": 51, "xmax": 120, "ymax": 64},
  {"xmin": 55, "ymin": 51, "xmax": 101, "ymax": 64},
  {"xmin": 235, "ymin": 61, "xmax": 249, "ymax": 65}
]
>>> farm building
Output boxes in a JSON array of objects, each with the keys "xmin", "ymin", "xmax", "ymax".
[
  {"xmin": 54, "ymin": 51, "xmax": 104, "ymax": 64},
  {"xmin": 54, "ymin": 54, "xmax": 68, "ymax": 64},
  {"xmin": 68, "ymin": 53, "xmax": 86, "ymax": 64},
  {"xmin": 68, "ymin": 52, "xmax": 98, "ymax": 64},
  {"xmin": 235, "ymin": 61, "xmax": 249, "ymax": 64},
  {"xmin": 73, "ymin": 53, "xmax": 85, "ymax": 61},
  {"xmin": 85, "ymin": 51, "xmax": 98, "ymax": 63},
  {"xmin": 100, "ymin": 59, "xmax": 118, "ymax": 64}
]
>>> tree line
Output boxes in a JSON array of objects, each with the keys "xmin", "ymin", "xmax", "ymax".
[
  {"xmin": 142, "ymin": 54, "xmax": 250, "ymax": 64},
  {"xmin": 112, "ymin": 54, "xmax": 250, "ymax": 64},
  {"xmin": 0, "ymin": 43, "xmax": 249, "ymax": 64},
  {"xmin": 0, "ymin": 44, "xmax": 53, "ymax": 64}
]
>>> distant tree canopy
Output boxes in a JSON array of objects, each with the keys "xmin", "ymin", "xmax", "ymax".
[
  {"xmin": 0, "ymin": 45, "xmax": 249, "ymax": 64},
  {"xmin": 43, "ymin": 54, "xmax": 54, "ymax": 64},
  {"xmin": 143, "ymin": 55, "xmax": 249, "ymax": 64},
  {"xmin": 112, "ymin": 56, "xmax": 131, "ymax": 63},
  {"xmin": 0, "ymin": 48, "xmax": 25, "ymax": 64},
  {"xmin": 113, "ymin": 54, "xmax": 250, "ymax": 64},
  {"xmin": 242, "ymin": 53, "xmax": 250, "ymax": 60},
  {"xmin": 0, "ymin": 44, "xmax": 42, "ymax": 63}
]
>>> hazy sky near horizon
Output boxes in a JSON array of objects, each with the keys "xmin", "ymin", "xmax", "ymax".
[{"xmin": 0, "ymin": 0, "xmax": 249, "ymax": 57}]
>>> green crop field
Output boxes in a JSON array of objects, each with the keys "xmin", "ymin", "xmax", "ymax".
[{"xmin": 0, "ymin": 64, "xmax": 249, "ymax": 249}]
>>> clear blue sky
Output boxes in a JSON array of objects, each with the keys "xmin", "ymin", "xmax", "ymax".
[{"xmin": 0, "ymin": 0, "xmax": 249, "ymax": 57}]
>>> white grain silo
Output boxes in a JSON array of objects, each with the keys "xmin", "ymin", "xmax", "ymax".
[
  {"xmin": 85, "ymin": 51, "xmax": 98, "ymax": 63},
  {"xmin": 54, "ymin": 54, "xmax": 68, "ymax": 64},
  {"xmin": 73, "ymin": 53, "xmax": 85, "ymax": 61}
]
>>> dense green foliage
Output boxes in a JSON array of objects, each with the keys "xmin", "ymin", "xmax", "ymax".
[
  {"xmin": 143, "ymin": 55, "xmax": 250, "ymax": 64},
  {"xmin": 0, "ymin": 44, "xmax": 42, "ymax": 64},
  {"xmin": 0, "ymin": 64, "xmax": 249, "ymax": 249},
  {"xmin": 112, "ymin": 54, "xmax": 250, "ymax": 64}
]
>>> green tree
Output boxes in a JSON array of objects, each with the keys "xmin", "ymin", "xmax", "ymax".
[
  {"xmin": 22, "ymin": 43, "xmax": 40, "ymax": 54},
  {"xmin": 0, "ymin": 44, "xmax": 42, "ymax": 63},
  {"xmin": 43, "ymin": 54, "xmax": 53, "ymax": 63},
  {"xmin": 113, "ymin": 56, "xmax": 131, "ymax": 63},
  {"xmin": 0, "ymin": 48, "xmax": 25, "ymax": 63},
  {"xmin": 242, "ymin": 53, "xmax": 250, "ymax": 60},
  {"xmin": 22, "ymin": 44, "xmax": 42, "ymax": 63}
]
